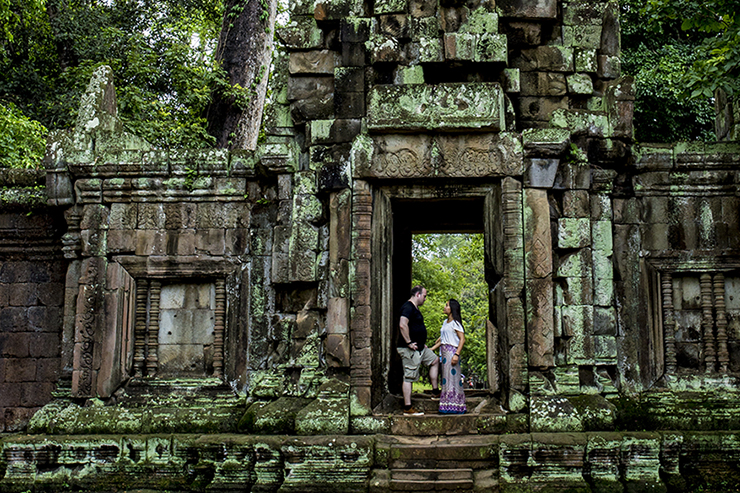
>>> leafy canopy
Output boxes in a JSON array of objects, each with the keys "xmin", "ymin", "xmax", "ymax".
[
  {"xmin": 412, "ymin": 234, "xmax": 489, "ymax": 385},
  {"xmin": 0, "ymin": 102, "xmax": 48, "ymax": 169},
  {"xmin": 621, "ymin": 0, "xmax": 716, "ymax": 142},
  {"xmin": 644, "ymin": 0, "xmax": 740, "ymax": 99},
  {"xmin": 0, "ymin": 0, "xmax": 224, "ymax": 149}
]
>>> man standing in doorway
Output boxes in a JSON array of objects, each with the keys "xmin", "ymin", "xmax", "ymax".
[{"xmin": 397, "ymin": 285, "xmax": 440, "ymax": 415}]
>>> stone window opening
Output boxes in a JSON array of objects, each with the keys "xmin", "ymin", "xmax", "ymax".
[
  {"xmin": 132, "ymin": 278, "xmax": 226, "ymax": 380},
  {"xmin": 650, "ymin": 264, "xmax": 740, "ymax": 380}
]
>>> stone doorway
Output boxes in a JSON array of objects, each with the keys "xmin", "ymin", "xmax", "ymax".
[{"xmin": 369, "ymin": 183, "xmax": 508, "ymax": 408}]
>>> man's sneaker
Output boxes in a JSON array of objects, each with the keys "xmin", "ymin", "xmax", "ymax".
[
  {"xmin": 430, "ymin": 389, "xmax": 441, "ymax": 400},
  {"xmin": 404, "ymin": 407, "xmax": 424, "ymax": 416}
]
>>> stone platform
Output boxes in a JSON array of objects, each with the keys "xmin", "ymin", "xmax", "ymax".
[{"xmin": 4, "ymin": 430, "xmax": 740, "ymax": 492}]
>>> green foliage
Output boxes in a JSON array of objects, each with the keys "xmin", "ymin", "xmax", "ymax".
[
  {"xmin": 0, "ymin": 0, "xmax": 223, "ymax": 148},
  {"xmin": 412, "ymin": 234, "xmax": 489, "ymax": 385},
  {"xmin": 622, "ymin": 44, "xmax": 715, "ymax": 141},
  {"xmin": 644, "ymin": 0, "xmax": 740, "ymax": 99},
  {"xmin": 0, "ymin": 102, "xmax": 47, "ymax": 169},
  {"xmin": 621, "ymin": 0, "xmax": 716, "ymax": 142}
]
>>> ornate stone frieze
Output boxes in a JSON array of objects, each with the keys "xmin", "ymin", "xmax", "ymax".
[
  {"xmin": 367, "ymin": 83, "xmax": 506, "ymax": 132},
  {"xmin": 355, "ymin": 132, "xmax": 523, "ymax": 179}
]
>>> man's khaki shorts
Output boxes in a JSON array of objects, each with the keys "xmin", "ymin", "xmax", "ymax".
[{"xmin": 397, "ymin": 346, "xmax": 437, "ymax": 382}]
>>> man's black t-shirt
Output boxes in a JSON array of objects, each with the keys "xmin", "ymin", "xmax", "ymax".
[{"xmin": 397, "ymin": 301, "xmax": 426, "ymax": 349}]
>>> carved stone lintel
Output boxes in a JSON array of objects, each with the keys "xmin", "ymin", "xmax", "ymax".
[
  {"xmin": 700, "ymin": 273, "xmax": 716, "ymax": 373},
  {"xmin": 662, "ymin": 273, "xmax": 676, "ymax": 374},
  {"xmin": 714, "ymin": 273, "xmax": 729, "ymax": 373}
]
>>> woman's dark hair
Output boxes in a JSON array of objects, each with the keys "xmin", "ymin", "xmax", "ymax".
[{"xmin": 449, "ymin": 299, "xmax": 463, "ymax": 329}]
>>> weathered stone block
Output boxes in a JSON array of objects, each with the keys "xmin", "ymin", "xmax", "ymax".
[
  {"xmin": 593, "ymin": 274, "xmax": 614, "ymax": 307},
  {"xmin": 592, "ymin": 249, "xmax": 613, "ymax": 281},
  {"xmin": 553, "ymin": 161, "xmax": 591, "ymax": 190},
  {"xmin": 562, "ymin": 25, "xmax": 602, "ymax": 49},
  {"xmin": 418, "ymin": 37, "xmax": 444, "ymax": 62},
  {"xmin": 563, "ymin": 1, "xmax": 606, "ymax": 25},
  {"xmin": 410, "ymin": 15, "xmax": 439, "ymax": 39},
  {"xmin": 521, "ymin": 72, "xmax": 567, "ymax": 97},
  {"xmin": 531, "ymin": 395, "xmax": 584, "ymax": 432},
  {"xmin": 522, "ymin": 128, "xmax": 571, "ymax": 156},
  {"xmin": 567, "ymin": 73, "xmax": 594, "ymax": 94},
  {"xmin": 368, "ymin": 83, "xmax": 506, "ymax": 132},
  {"xmin": 379, "ymin": 14, "xmax": 409, "ymax": 37},
  {"xmin": 334, "ymin": 67, "xmax": 364, "ymax": 93},
  {"xmin": 574, "ymin": 48, "xmax": 598, "ymax": 73},
  {"xmin": 523, "ymin": 188, "xmax": 552, "ymax": 279},
  {"xmin": 558, "ymin": 217, "xmax": 591, "ymax": 249},
  {"xmin": 598, "ymin": 55, "xmax": 621, "ymax": 79},
  {"xmin": 444, "ymin": 33, "xmax": 475, "ymax": 61},
  {"xmin": 527, "ymin": 277, "xmax": 554, "ymax": 368},
  {"xmin": 517, "ymin": 96, "xmax": 570, "ymax": 121},
  {"xmin": 557, "ymin": 248, "xmax": 592, "ymax": 278},
  {"xmin": 277, "ymin": 16, "xmax": 324, "ymax": 49},
  {"xmin": 562, "ymin": 305, "xmax": 594, "ymax": 364},
  {"xmin": 512, "ymin": 46, "xmax": 574, "ymax": 72},
  {"xmin": 558, "ymin": 276, "xmax": 593, "ymax": 305},
  {"xmin": 497, "ymin": 0, "xmax": 556, "ymax": 18},
  {"xmin": 524, "ymin": 158, "xmax": 558, "ymax": 188},
  {"xmin": 295, "ymin": 383, "xmax": 349, "ymax": 434},
  {"xmin": 287, "ymin": 76, "xmax": 335, "ymax": 122},
  {"xmin": 410, "ymin": 0, "xmax": 435, "ymax": 17},
  {"xmin": 594, "ymin": 306, "xmax": 617, "ymax": 336},
  {"xmin": 374, "ymin": 0, "xmax": 406, "ymax": 14},
  {"xmin": 502, "ymin": 68, "xmax": 521, "ymax": 92},
  {"xmin": 314, "ymin": 0, "xmax": 363, "ymax": 20},
  {"xmin": 393, "ymin": 65, "xmax": 424, "ymax": 84},
  {"xmin": 475, "ymin": 33, "xmax": 507, "ymax": 63},
  {"xmin": 601, "ymin": 3, "xmax": 621, "ymax": 56},
  {"xmin": 551, "ymin": 109, "xmax": 609, "ymax": 137},
  {"xmin": 562, "ymin": 190, "xmax": 589, "ymax": 218},
  {"xmin": 289, "ymin": 50, "xmax": 340, "ymax": 75},
  {"xmin": 506, "ymin": 21, "xmax": 542, "ymax": 46},
  {"xmin": 366, "ymin": 34, "xmax": 403, "ymax": 63}
]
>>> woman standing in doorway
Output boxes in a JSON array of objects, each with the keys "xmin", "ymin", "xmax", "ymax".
[{"xmin": 432, "ymin": 299, "xmax": 466, "ymax": 414}]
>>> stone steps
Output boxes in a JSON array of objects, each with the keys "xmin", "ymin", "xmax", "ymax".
[
  {"xmin": 360, "ymin": 391, "xmax": 526, "ymax": 436},
  {"xmin": 370, "ymin": 435, "xmax": 499, "ymax": 492}
]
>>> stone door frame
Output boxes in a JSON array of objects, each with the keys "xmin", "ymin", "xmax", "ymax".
[{"xmin": 351, "ymin": 178, "xmax": 528, "ymax": 410}]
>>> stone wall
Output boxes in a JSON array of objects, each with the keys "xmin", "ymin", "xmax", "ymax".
[
  {"xmin": 0, "ymin": 170, "xmax": 65, "ymax": 431},
  {"xmin": 1, "ymin": 0, "xmax": 740, "ymax": 488}
]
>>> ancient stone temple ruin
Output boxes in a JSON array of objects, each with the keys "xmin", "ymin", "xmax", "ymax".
[{"xmin": 2, "ymin": 0, "xmax": 740, "ymax": 490}]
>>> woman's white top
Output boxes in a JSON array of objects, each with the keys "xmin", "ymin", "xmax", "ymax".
[{"xmin": 440, "ymin": 319, "xmax": 464, "ymax": 347}]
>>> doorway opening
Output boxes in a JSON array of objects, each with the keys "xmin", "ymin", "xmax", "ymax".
[
  {"xmin": 411, "ymin": 233, "xmax": 488, "ymax": 391},
  {"xmin": 381, "ymin": 196, "xmax": 500, "ymax": 398}
]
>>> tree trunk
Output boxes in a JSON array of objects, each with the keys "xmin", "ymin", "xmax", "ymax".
[{"xmin": 206, "ymin": 0, "xmax": 276, "ymax": 150}]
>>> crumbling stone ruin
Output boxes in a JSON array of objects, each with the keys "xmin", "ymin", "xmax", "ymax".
[{"xmin": 2, "ymin": 0, "xmax": 740, "ymax": 490}]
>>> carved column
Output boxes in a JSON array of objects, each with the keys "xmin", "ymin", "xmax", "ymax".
[
  {"xmin": 350, "ymin": 180, "xmax": 372, "ymax": 410},
  {"xmin": 327, "ymin": 190, "xmax": 352, "ymax": 369},
  {"xmin": 523, "ymin": 188, "xmax": 554, "ymax": 368},
  {"xmin": 662, "ymin": 272, "xmax": 677, "ymax": 374},
  {"xmin": 700, "ymin": 273, "xmax": 716, "ymax": 373},
  {"xmin": 714, "ymin": 273, "xmax": 729, "ymax": 374},
  {"xmin": 502, "ymin": 177, "xmax": 527, "ymax": 392},
  {"xmin": 213, "ymin": 278, "xmax": 226, "ymax": 378},
  {"xmin": 146, "ymin": 280, "xmax": 161, "ymax": 377},
  {"xmin": 133, "ymin": 279, "xmax": 148, "ymax": 378}
]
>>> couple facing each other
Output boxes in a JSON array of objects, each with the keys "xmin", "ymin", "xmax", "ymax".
[{"xmin": 397, "ymin": 285, "xmax": 466, "ymax": 416}]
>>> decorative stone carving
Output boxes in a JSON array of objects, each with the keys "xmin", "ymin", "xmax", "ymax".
[
  {"xmin": 358, "ymin": 133, "xmax": 524, "ymax": 179},
  {"xmin": 367, "ymin": 83, "xmax": 506, "ymax": 132}
]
